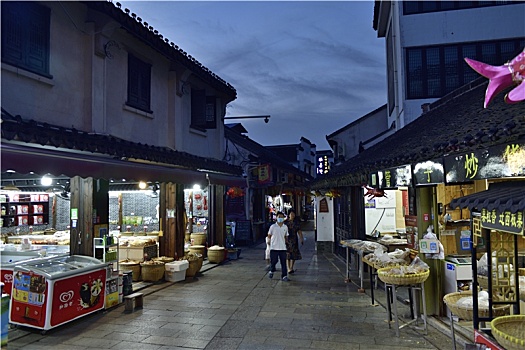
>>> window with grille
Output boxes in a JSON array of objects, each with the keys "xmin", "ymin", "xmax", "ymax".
[
  {"xmin": 405, "ymin": 39, "xmax": 524, "ymax": 99},
  {"xmin": 403, "ymin": 1, "xmax": 520, "ymax": 15},
  {"xmin": 127, "ymin": 54, "xmax": 152, "ymax": 113},
  {"xmin": 191, "ymin": 89, "xmax": 216, "ymax": 130},
  {"xmin": 1, "ymin": 1, "xmax": 51, "ymax": 78}
]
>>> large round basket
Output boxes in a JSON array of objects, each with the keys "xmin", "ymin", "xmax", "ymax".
[
  {"xmin": 153, "ymin": 256, "xmax": 175, "ymax": 264},
  {"xmin": 491, "ymin": 315, "xmax": 525, "ymax": 350},
  {"xmin": 377, "ymin": 267, "xmax": 429, "ymax": 285},
  {"xmin": 190, "ymin": 233, "xmax": 207, "ymax": 245},
  {"xmin": 189, "ymin": 245, "xmax": 205, "ymax": 256},
  {"xmin": 443, "ymin": 291, "xmax": 511, "ymax": 321},
  {"xmin": 140, "ymin": 262, "xmax": 165, "ymax": 282},
  {"xmin": 207, "ymin": 248, "xmax": 225, "ymax": 264},
  {"xmin": 478, "ymin": 275, "xmax": 488, "ymax": 290},
  {"xmin": 185, "ymin": 254, "xmax": 203, "ymax": 277},
  {"xmin": 119, "ymin": 260, "xmax": 141, "ymax": 281}
]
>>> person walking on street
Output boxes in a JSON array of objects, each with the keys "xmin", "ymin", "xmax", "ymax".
[
  {"xmin": 268, "ymin": 211, "xmax": 290, "ymax": 281},
  {"xmin": 265, "ymin": 235, "xmax": 271, "ymax": 271},
  {"xmin": 285, "ymin": 210, "xmax": 303, "ymax": 274}
]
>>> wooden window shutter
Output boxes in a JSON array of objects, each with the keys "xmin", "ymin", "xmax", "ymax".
[
  {"xmin": 1, "ymin": 2, "xmax": 50, "ymax": 77},
  {"xmin": 191, "ymin": 89, "xmax": 206, "ymax": 129},
  {"xmin": 205, "ymin": 96, "xmax": 216, "ymax": 129},
  {"xmin": 127, "ymin": 54, "xmax": 151, "ymax": 112},
  {"xmin": 27, "ymin": 4, "xmax": 50, "ymax": 73}
]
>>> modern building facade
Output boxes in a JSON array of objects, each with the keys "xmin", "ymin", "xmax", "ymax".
[{"xmin": 373, "ymin": 0, "xmax": 525, "ymax": 130}]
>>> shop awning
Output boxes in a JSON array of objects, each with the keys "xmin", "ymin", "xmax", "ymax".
[
  {"xmin": 449, "ymin": 181, "xmax": 525, "ymax": 213},
  {"xmin": 207, "ymin": 173, "xmax": 247, "ymax": 188},
  {"xmin": 1, "ymin": 143, "xmax": 207, "ymax": 185}
]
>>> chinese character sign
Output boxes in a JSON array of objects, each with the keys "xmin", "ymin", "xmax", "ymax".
[
  {"xmin": 481, "ymin": 208, "xmax": 524, "ymax": 235},
  {"xmin": 257, "ymin": 164, "xmax": 271, "ymax": 184},
  {"xmin": 316, "ymin": 156, "xmax": 330, "ymax": 175}
]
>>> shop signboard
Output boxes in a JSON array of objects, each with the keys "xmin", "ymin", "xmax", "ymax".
[
  {"xmin": 480, "ymin": 208, "xmax": 524, "ymax": 235},
  {"xmin": 235, "ymin": 220, "xmax": 251, "ymax": 242},
  {"xmin": 257, "ymin": 164, "xmax": 272, "ymax": 185},
  {"xmin": 378, "ymin": 165, "xmax": 412, "ymax": 189},
  {"xmin": 405, "ymin": 215, "xmax": 418, "ymax": 249},
  {"xmin": 368, "ymin": 172, "xmax": 379, "ymax": 187},
  {"xmin": 444, "ymin": 142, "xmax": 525, "ymax": 183},
  {"xmin": 316, "ymin": 155, "xmax": 330, "ymax": 175},
  {"xmin": 413, "ymin": 159, "xmax": 445, "ymax": 185}
]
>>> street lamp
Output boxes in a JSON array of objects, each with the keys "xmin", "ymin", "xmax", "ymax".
[{"xmin": 223, "ymin": 115, "xmax": 271, "ymax": 123}]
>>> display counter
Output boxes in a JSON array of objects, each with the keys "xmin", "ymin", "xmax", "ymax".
[
  {"xmin": 9, "ymin": 255, "xmax": 107, "ymax": 331},
  {"xmin": 1, "ymin": 247, "xmax": 69, "ymax": 295},
  {"xmin": 6, "ymin": 231, "xmax": 70, "ymax": 246},
  {"xmin": 118, "ymin": 236, "xmax": 158, "ymax": 261}
]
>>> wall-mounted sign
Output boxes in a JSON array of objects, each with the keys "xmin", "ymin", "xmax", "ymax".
[
  {"xmin": 316, "ymin": 155, "xmax": 330, "ymax": 175},
  {"xmin": 369, "ymin": 172, "xmax": 378, "ymax": 187},
  {"xmin": 480, "ymin": 208, "xmax": 524, "ymax": 235},
  {"xmin": 378, "ymin": 165, "xmax": 412, "ymax": 189},
  {"xmin": 319, "ymin": 198, "xmax": 329, "ymax": 213},
  {"xmin": 257, "ymin": 164, "xmax": 272, "ymax": 184},
  {"xmin": 414, "ymin": 159, "xmax": 445, "ymax": 185},
  {"xmin": 445, "ymin": 142, "xmax": 525, "ymax": 183}
]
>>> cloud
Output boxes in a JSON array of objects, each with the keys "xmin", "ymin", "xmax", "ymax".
[{"xmin": 120, "ymin": 1, "xmax": 387, "ymax": 148}]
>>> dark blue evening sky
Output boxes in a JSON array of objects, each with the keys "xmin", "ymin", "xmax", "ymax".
[{"xmin": 121, "ymin": 1, "xmax": 386, "ymax": 150}]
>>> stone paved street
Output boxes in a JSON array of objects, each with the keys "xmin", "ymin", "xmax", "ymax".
[{"xmin": 6, "ymin": 227, "xmax": 457, "ymax": 349}]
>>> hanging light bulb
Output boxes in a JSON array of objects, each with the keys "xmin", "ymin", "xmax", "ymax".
[{"xmin": 41, "ymin": 175, "xmax": 52, "ymax": 186}]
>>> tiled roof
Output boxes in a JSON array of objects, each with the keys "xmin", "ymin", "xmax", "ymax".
[
  {"xmin": 83, "ymin": 1, "xmax": 236, "ymax": 98},
  {"xmin": 312, "ymin": 77, "xmax": 525, "ymax": 189},
  {"xmin": 450, "ymin": 181, "xmax": 525, "ymax": 213},
  {"xmin": 224, "ymin": 127, "xmax": 313, "ymax": 180},
  {"xmin": 1, "ymin": 108, "xmax": 242, "ymax": 176},
  {"xmin": 266, "ymin": 145, "xmax": 299, "ymax": 163}
]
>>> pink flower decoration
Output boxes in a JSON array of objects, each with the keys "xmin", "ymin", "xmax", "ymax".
[{"xmin": 464, "ymin": 47, "xmax": 525, "ymax": 108}]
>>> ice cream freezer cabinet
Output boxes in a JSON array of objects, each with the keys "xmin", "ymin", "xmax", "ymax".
[{"xmin": 9, "ymin": 255, "xmax": 107, "ymax": 331}]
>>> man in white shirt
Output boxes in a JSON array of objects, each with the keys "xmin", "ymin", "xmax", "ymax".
[{"xmin": 268, "ymin": 211, "xmax": 290, "ymax": 281}]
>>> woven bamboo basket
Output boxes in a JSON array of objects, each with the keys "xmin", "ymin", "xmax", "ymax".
[
  {"xmin": 190, "ymin": 233, "xmax": 207, "ymax": 245},
  {"xmin": 478, "ymin": 275, "xmax": 488, "ymax": 290},
  {"xmin": 443, "ymin": 291, "xmax": 511, "ymax": 321},
  {"xmin": 207, "ymin": 248, "xmax": 225, "ymax": 263},
  {"xmin": 153, "ymin": 256, "xmax": 175, "ymax": 263},
  {"xmin": 140, "ymin": 262, "xmax": 165, "ymax": 282},
  {"xmin": 377, "ymin": 267, "xmax": 429, "ymax": 285},
  {"xmin": 185, "ymin": 254, "xmax": 203, "ymax": 277},
  {"xmin": 189, "ymin": 245, "xmax": 205, "ymax": 256},
  {"xmin": 491, "ymin": 315, "xmax": 525, "ymax": 350},
  {"xmin": 119, "ymin": 260, "xmax": 141, "ymax": 281}
]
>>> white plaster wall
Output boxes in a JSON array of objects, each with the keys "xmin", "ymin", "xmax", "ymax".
[
  {"xmin": 1, "ymin": 2, "xmax": 88, "ymax": 128},
  {"xmin": 316, "ymin": 196, "xmax": 334, "ymax": 242},
  {"xmin": 329, "ymin": 106, "xmax": 388, "ymax": 160},
  {"xmin": 1, "ymin": 1, "xmax": 227, "ymax": 161}
]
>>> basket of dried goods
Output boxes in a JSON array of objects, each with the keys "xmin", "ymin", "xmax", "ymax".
[
  {"xmin": 140, "ymin": 260, "xmax": 165, "ymax": 282},
  {"xmin": 490, "ymin": 315, "xmax": 525, "ymax": 350},
  {"xmin": 153, "ymin": 256, "xmax": 175, "ymax": 264},
  {"xmin": 443, "ymin": 290, "xmax": 511, "ymax": 321},
  {"xmin": 185, "ymin": 253, "xmax": 203, "ymax": 277},
  {"xmin": 207, "ymin": 246, "xmax": 225, "ymax": 264},
  {"xmin": 119, "ymin": 259, "xmax": 141, "ymax": 281},
  {"xmin": 190, "ymin": 233, "xmax": 207, "ymax": 245},
  {"xmin": 377, "ymin": 257, "xmax": 430, "ymax": 285}
]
